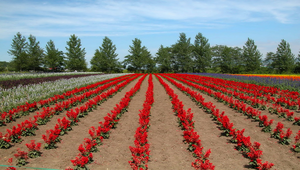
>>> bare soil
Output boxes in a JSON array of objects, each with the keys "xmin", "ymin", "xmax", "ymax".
[{"xmin": 0, "ymin": 74, "xmax": 299, "ymax": 170}]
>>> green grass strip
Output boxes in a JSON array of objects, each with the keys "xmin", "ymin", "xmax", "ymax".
[{"xmin": 0, "ymin": 164, "xmax": 60, "ymax": 170}]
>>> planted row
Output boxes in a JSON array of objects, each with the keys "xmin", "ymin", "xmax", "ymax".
[
  {"xmin": 129, "ymin": 74, "xmax": 153, "ymax": 170},
  {"xmin": 69, "ymin": 74, "xmax": 147, "ymax": 170},
  {"xmin": 0, "ymin": 72, "xmax": 103, "ymax": 81},
  {"xmin": 0, "ymin": 73, "xmax": 102, "ymax": 89},
  {"xmin": 0, "ymin": 74, "xmax": 139, "ymax": 150},
  {"xmin": 4, "ymin": 74, "xmax": 142, "ymax": 168},
  {"xmin": 0, "ymin": 73, "xmax": 131, "ymax": 112},
  {"xmin": 0, "ymin": 74, "xmax": 134, "ymax": 126},
  {"xmin": 156, "ymin": 74, "xmax": 214, "ymax": 170},
  {"xmin": 167, "ymin": 74, "xmax": 300, "ymax": 151},
  {"xmin": 178, "ymin": 74, "xmax": 300, "ymax": 115},
  {"xmin": 160, "ymin": 74, "xmax": 273, "ymax": 170}
]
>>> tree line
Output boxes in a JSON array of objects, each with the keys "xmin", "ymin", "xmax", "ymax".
[
  {"xmin": 154, "ymin": 33, "xmax": 300, "ymax": 74},
  {"xmin": 4, "ymin": 32, "xmax": 300, "ymax": 74},
  {"xmin": 6, "ymin": 33, "xmax": 87, "ymax": 72}
]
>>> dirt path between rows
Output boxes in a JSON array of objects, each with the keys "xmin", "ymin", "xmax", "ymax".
[
  {"xmin": 88, "ymin": 75, "xmax": 149, "ymax": 170},
  {"xmin": 165, "ymin": 75, "xmax": 300, "ymax": 170},
  {"xmin": 158, "ymin": 75, "xmax": 250, "ymax": 170},
  {"xmin": 0, "ymin": 75, "xmax": 134, "ymax": 135},
  {"xmin": 0, "ymin": 76, "xmax": 141, "ymax": 169},
  {"xmin": 147, "ymin": 76, "xmax": 194, "ymax": 170},
  {"xmin": 1, "ymin": 74, "xmax": 299, "ymax": 170}
]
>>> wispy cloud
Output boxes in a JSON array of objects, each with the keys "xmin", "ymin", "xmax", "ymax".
[{"xmin": 0, "ymin": 0, "xmax": 299, "ymax": 38}]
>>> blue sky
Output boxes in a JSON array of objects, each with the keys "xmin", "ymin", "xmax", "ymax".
[{"xmin": 0, "ymin": 0, "xmax": 300, "ymax": 68}]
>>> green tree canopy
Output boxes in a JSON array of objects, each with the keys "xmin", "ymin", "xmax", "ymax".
[
  {"xmin": 242, "ymin": 38, "xmax": 262, "ymax": 73},
  {"xmin": 7, "ymin": 32, "xmax": 28, "ymax": 71},
  {"xmin": 144, "ymin": 50, "xmax": 156, "ymax": 73},
  {"xmin": 124, "ymin": 38, "xmax": 152, "ymax": 72},
  {"xmin": 90, "ymin": 36, "xmax": 119, "ymax": 73},
  {"xmin": 0, "ymin": 61, "xmax": 10, "ymax": 72},
  {"xmin": 27, "ymin": 34, "xmax": 44, "ymax": 71},
  {"xmin": 171, "ymin": 33, "xmax": 192, "ymax": 72},
  {"xmin": 212, "ymin": 45, "xmax": 243, "ymax": 73},
  {"xmin": 263, "ymin": 52, "xmax": 275, "ymax": 70},
  {"xmin": 65, "ymin": 34, "xmax": 87, "ymax": 71},
  {"xmin": 44, "ymin": 40, "xmax": 65, "ymax": 71},
  {"xmin": 294, "ymin": 50, "xmax": 300, "ymax": 73},
  {"xmin": 272, "ymin": 39, "xmax": 295, "ymax": 73},
  {"xmin": 192, "ymin": 33, "xmax": 211, "ymax": 72},
  {"xmin": 155, "ymin": 45, "xmax": 172, "ymax": 73}
]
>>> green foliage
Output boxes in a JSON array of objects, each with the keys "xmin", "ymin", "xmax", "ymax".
[
  {"xmin": 294, "ymin": 51, "xmax": 300, "ymax": 73},
  {"xmin": 7, "ymin": 32, "xmax": 299, "ymax": 74},
  {"xmin": 0, "ymin": 61, "xmax": 10, "ymax": 72},
  {"xmin": 279, "ymin": 137, "xmax": 291, "ymax": 145},
  {"xmin": 263, "ymin": 52, "xmax": 275, "ymax": 72},
  {"xmin": 8, "ymin": 32, "xmax": 29, "ymax": 71},
  {"xmin": 28, "ymin": 150, "xmax": 42, "ymax": 158},
  {"xmin": 261, "ymin": 125, "xmax": 272, "ymax": 133},
  {"xmin": 65, "ymin": 34, "xmax": 87, "ymax": 71},
  {"xmin": 27, "ymin": 35, "xmax": 44, "ymax": 71},
  {"xmin": 212, "ymin": 45, "xmax": 243, "ymax": 73},
  {"xmin": 90, "ymin": 36, "xmax": 119, "ymax": 73},
  {"xmin": 171, "ymin": 33, "xmax": 193, "ymax": 72},
  {"xmin": 272, "ymin": 39, "xmax": 295, "ymax": 73},
  {"xmin": 16, "ymin": 157, "xmax": 28, "ymax": 166},
  {"xmin": 123, "ymin": 38, "xmax": 153, "ymax": 72},
  {"xmin": 0, "ymin": 139, "xmax": 11, "ymax": 149},
  {"xmin": 242, "ymin": 38, "xmax": 262, "ymax": 73},
  {"xmin": 293, "ymin": 143, "xmax": 300, "ymax": 152},
  {"xmin": 192, "ymin": 33, "xmax": 211, "ymax": 72},
  {"xmin": 155, "ymin": 45, "xmax": 172, "ymax": 73},
  {"xmin": 44, "ymin": 40, "xmax": 65, "ymax": 71}
]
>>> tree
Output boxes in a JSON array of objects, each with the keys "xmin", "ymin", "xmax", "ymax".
[
  {"xmin": 171, "ymin": 33, "xmax": 192, "ymax": 72},
  {"xmin": 90, "ymin": 37, "xmax": 119, "ymax": 73},
  {"xmin": 7, "ymin": 32, "xmax": 28, "ymax": 71},
  {"xmin": 0, "ymin": 61, "xmax": 9, "ymax": 72},
  {"xmin": 192, "ymin": 33, "xmax": 211, "ymax": 72},
  {"xmin": 65, "ymin": 34, "xmax": 87, "ymax": 71},
  {"xmin": 211, "ymin": 45, "xmax": 224, "ymax": 71},
  {"xmin": 242, "ymin": 38, "xmax": 262, "ymax": 73},
  {"xmin": 155, "ymin": 45, "xmax": 172, "ymax": 73},
  {"xmin": 294, "ymin": 51, "xmax": 300, "ymax": 73},
  {"xmin": 123, "ymin": 38, "xmax": 152, "ymax": 72},
  {"xmin": 220, "ymin": 46, "xmax": 234, "ymax": 73},
  {"xmin": 263, "ymin": 52, "xmax": 275, "ymax": 73},
  {"xmin": 27, "ymin": 35, "xmax": 44, "ymax": 71},
  {"xmin": 44, "ymin": 40, "xmax": 65, "ymax": 71},
  {"xmin": 144, "ymin": 51, "xmax": 156, "ymax": 73},
  {"xmin": 212, "ymin": 45, "xmax": 243, "ymax": 73},
  {"xmin": 272, "ymin": 39, "xmax": 295, "ymax": 73}
]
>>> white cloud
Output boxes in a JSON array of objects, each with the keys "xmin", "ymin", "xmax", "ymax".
[
  {"xmin": 0, "ymin": 0, "xmax": 299, "ymax": 38},
  {"xmin": 256, "ymin": 39, "xmax": 300, "ymax": 59}
]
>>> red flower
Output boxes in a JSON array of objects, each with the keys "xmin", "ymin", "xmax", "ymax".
[
  {"xmin": 26, "ymin": 140, "xmax": 41, "ymax": 152},
  {"xmin": 14, "ymin": 149, "xmax": 28, "ymax": 160}
]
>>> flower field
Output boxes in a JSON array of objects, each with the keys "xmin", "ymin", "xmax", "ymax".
[
  {"xmin": 196, "ymin": 73, "xmax": 300, "ymax": 91},
  {"xmin": 0, "ymin": 73, "xmax": 299, "ymax": 170}
]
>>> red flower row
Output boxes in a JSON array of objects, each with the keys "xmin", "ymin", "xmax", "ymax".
[
  {"xmin": 3, "ymin": 74, "xmax": 141, "ymax": 168},
  {"xmin": 166, "ymin": 74, "xmax": 296, "ymax": 149},
  {"xmin": 0, "ymin": 75, "xmax": 139, "ymax": 149},
  {"xmin": 160, "ymin": 74, "xmax": 273, "ymax": 170},
  {"xmin": 156, "ymin": 74, "xmax": 215, "ymax": 170},
  {"xmin": 129, "ymin": 74, "xmax": 153, "ymax": 170},
  {"xmin": 69, "ymin": 74, "xmax": 147, "ymax": 170},
  {"xmin": 177, "ymin": 73, "xmax": 299, "ymax": 106},
  {"xmin": 0, "ymin": 74, "xmax": 133, "ymax": 126},
  {"xmin": 172, "ymin": 74, "xmax": 299, "ymax": 124}
]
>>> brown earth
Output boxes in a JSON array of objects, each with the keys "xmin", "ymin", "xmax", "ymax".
[
  {"xmin": 0, "ymin": 74, "xmax": 299, "ymax": 170},
  {"xmin": 159, "ymin": 74, "xmax": 300, "ymax": 170}
]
